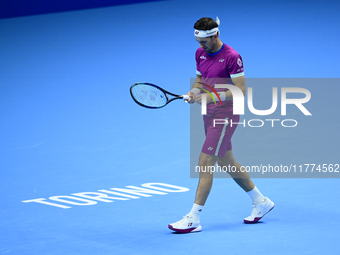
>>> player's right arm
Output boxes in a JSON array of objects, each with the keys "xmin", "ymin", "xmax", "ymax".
[{"xmin": 187, "ymin": 74, "xmax": 202, "ymax": 104}]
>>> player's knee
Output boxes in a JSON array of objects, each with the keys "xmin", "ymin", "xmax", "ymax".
[
  {"xmin": 198, "ymin": 153, "xmax": 216, "ymax": 166},
  {"xmin": 218, "ymin": 151, "xmax": 235, "ymax": 164}
]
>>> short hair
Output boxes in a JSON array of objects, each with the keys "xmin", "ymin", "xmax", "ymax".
[{"xmin": 194, "ymin": 17, "xmax": 218, "ymax": 31}]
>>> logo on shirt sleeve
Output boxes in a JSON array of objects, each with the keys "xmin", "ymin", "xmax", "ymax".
[{"xmin": 237, "ymin": 58, "xmax": 243, "ymax": 67}]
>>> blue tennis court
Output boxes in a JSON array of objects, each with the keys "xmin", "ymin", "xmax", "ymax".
[{"xmin": 1, "ymin": 0, "xmax": 340, "ymax": 254}]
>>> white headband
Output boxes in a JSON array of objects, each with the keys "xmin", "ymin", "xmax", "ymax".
[{"xmin": 194, "ymin": 17, "xmax": 220, "ymax": 37}]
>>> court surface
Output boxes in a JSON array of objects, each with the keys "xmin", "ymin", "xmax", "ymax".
[{"xmin": 1, "ymin": 0, "xmax": 340, "ymax": 254}]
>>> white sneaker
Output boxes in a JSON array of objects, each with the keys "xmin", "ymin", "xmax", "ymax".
[
  {"xmin": 168, "ymin": 215, "xmax": 202, "ymax": 233},
  {"xmin": 244, "ymin": 197, "xmax": 275, "ymax": 224}
]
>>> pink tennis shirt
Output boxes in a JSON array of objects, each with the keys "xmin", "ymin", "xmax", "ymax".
[{"xmin": 195, "ymin": 43, "xmax": 244, "ymax": 113}]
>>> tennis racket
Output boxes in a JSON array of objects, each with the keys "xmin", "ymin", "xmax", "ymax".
[{"xmin": 130, "ymin": 82, "xmax": 189, "ymax": 109}]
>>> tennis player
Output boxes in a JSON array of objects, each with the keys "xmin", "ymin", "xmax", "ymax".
[{"xmin": 168, "ymin": 17, "xmax": 274, "ymax": 233}]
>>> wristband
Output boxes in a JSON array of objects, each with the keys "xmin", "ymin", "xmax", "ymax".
[{"xmin": 190, "ymin": 87, "xmax": 201, "ymax": 96}]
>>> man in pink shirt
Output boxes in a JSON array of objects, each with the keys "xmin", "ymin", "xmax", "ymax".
[{"xmin": 168, "ymin": 17, "xmax": 274, "ymax": 233}]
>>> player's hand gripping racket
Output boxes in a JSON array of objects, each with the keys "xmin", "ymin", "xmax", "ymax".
[{"xmin": 130, "ymin": 82, "xmax": 189, "ymax": 109}]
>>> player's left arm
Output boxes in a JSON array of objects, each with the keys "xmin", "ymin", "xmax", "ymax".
[{"xmin": 223, "ymin": 75, "xmax": 246, "ymax": 100}]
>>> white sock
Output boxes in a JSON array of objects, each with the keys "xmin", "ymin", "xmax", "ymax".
[
  {"xmin": 247, "ymin": 186, "xmax": 265, "ymax": 204},
  {"xmin": 188, "ymin": 203, "xmax": 203, "ymax": 220}
]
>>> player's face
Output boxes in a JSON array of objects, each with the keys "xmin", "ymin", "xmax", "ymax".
[{"xmin": 195, "ymin": 36, "xmax": 216, "ymax": 53}]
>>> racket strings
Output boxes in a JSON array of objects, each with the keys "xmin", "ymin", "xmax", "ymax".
[{"xmin": 131, "ymin": 84, "xmax": 167, "ymax": 107}]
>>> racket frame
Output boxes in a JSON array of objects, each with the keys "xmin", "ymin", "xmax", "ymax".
[{"xmin": 130, "ymin": 82, "xmax": 188, "ymax": 109}]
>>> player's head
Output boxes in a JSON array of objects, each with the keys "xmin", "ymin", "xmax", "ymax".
[
  {"xmin": 194, "ymin": 17, "xmax": 219, "ymax": 34},
  {"xmin": 194, "ymin": 17, "xmax": 221, "ymax": 53}
]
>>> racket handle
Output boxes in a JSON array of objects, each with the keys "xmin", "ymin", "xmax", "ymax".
[{"xmin": 182, "ymin": 95, "xmax": 189, "ymax": 100}]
